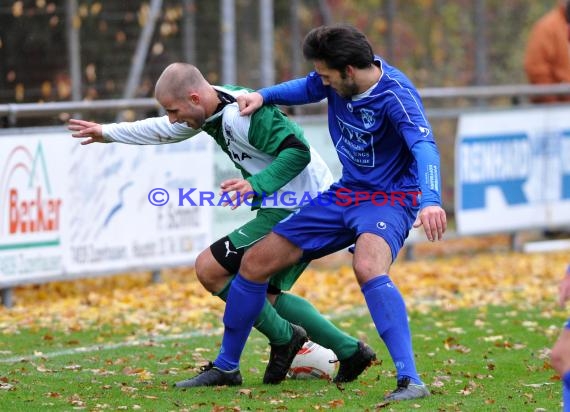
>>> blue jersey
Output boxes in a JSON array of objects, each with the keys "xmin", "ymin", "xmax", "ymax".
[{"xmin": 260, "ymin": 56, "xmax": 442, "ymax": 208}]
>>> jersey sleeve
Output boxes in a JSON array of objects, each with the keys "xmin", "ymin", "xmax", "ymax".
[
  {"xmin": 259, "ymin": 74, "xmax": 327, "ymax": 106},
  {"xmin": 102, "ymin": 115, "xmax": 202, "ymax": 145},
  {"xmin": 385, "ymin": 89, "xmax": 443, "ymax": 207},
  {"xmin": 410, "ymin": 140, "xmax": 442, "ymax": 207}
]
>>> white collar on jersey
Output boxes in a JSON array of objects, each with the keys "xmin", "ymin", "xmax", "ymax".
[
  {"xmin": 352, "ymin": 57, "xmax": 384, "ymax": 101},
  {"xmin": 205, "ymin": 86, "xmax": 247, "ymax": 122}
]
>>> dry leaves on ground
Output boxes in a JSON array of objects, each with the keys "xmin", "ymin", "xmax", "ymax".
[{"xmin": 0, "ymin": 249, "xmax": 568, "ymax": 335}]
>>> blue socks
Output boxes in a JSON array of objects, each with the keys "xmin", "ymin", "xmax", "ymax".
[
  {"xmin": 214, "ymin": 274, "xmax": 268, "ymax": 371},
  {"xmin": 362, "ymin": 274, "xmax": 421, "ymax": 384},
  {"xmin": 562, "ymin": 371, "xmax": 570, "ymax": 412}
]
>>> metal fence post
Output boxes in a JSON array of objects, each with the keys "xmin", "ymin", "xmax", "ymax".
[
  {"xmin": 151, "ymin": 270, "xmax": 162, "ymax": 284},
  {"xmin": 1, "ymin": 288, "xmax": 13, "ymax": 308}
]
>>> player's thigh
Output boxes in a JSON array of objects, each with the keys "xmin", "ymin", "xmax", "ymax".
[
  {"xmin": 212, "ymin": 208, "xmax": 292, "ymax": 274},
  {"xmin": 347, "ymin": 201, "xmax": 417, "ymax": 262},
  {"xmin": 241, "ymin": 232, "xmax": 303, "ymax": 281}
]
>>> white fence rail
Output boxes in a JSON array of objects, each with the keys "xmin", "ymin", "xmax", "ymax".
[
  {"xmin": 2, "ymin": 83, "xmax": 570, "ymax": 124},
  {"xmin": 1, "ymin": 84, "xmax": 570, "ymax": 307}
]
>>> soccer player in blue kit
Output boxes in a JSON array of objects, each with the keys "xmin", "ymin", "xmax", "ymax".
[
  {"xmin": 182, "ymin": 24, "xmax": 447, "ymax": 402},
  {"xmin": 551, "ymin": 265, "xmax": 570, "ymax": 411}
]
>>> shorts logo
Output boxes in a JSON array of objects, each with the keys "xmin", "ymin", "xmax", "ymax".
[
  {"xmin": 346, "ymin": 102, "xmax": 353, "ymax": 112},
  {"xmin": 237, "ymin": 229, "xmax": 248, "ymax": 237},
  {"xmin": 360, "ymin": 109, "xmax": 376, "ymax": 129},
  {"xmin": 377, "ymin": 221, "xmax": 387, "ymax": 230},
  {"xmin": 224, "ymin": 240, "xmax": 238, "ymax": 257}
]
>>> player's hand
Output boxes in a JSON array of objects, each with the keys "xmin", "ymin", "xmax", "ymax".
[
  {"xmin": 413, "ymin": 205, "xmax": 447, "ymax": 242},
  {"xmin": 68, "ymin": 118, "xmax": 105, "ymax": 145},
  {"xmin": 236, "ymin": 92, "xmax": 264, "ymax": 116},
  {"xmin": 219, "ymin": 178, "xmax": 256, "ymax": 210},
  {"xmin": 559, "ymin": 268, "xmax": 570, "ymax": 307}
]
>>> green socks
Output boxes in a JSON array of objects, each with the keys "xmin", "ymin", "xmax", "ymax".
[
  {"xmin": 215, "ymin": 278, "xmax": 360, "ymax": 359},
  {"xmin": 215, "ymin": 278, "xmax": 292, "ymax": 345},
  {"xmin": 274, "ymin": 292, "xmax": 359, "ymax": 360}
]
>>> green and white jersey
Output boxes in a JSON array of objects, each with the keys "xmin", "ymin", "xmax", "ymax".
[{"xmin": 102, "ymin": 85, "xmax": 333, "ymax": 210}]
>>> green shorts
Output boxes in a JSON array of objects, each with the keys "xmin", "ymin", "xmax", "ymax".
[{"xmin": 227, "ymin": 208, "xmax": 309, "ymax": 291}]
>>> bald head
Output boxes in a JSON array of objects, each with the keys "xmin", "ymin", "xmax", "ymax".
[{"xmin": 155, "ymin": 63, "xmax": 209, "ymax": 101}]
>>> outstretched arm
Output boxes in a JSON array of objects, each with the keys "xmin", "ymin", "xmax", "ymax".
[
  {"xmin": 68, "ymin": 116, "xmax": 201, "ymax": 145},
  {"xmin": 237, "ymin": 76, "xmax": 325, "ymax": 116}
]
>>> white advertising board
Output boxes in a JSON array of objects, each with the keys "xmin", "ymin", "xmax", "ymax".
[
  {"xmin": 0, "ymin": 135, "xmax": 66, "ymax": 280},
  {"xmin": 0, "ymin": 129, "xmax": 213, "ymax": 285},
  {"xmin": 455, "ymin": 107, "xmax": 570, "ymax": 235}
]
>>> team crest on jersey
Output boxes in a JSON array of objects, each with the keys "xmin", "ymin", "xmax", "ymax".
[{"xmin": 360, "ymin": 109, "xmax": 376, "ymax": 129}]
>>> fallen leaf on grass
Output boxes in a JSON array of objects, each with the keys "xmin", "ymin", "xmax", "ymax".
[
  {"xmin": 68, "ymin": 393, "xmax": 85, "ymax": 407},
  {"xmin": 0, "ymin": 251, "xmax": 568, "ymax": 342},
  {"xmin": 458, "ymin": 381, "xmax": 479, "ymax": 396},
  {"xmin": 1, "ymin": 383, "xmax": 15, "ymax": 391},
  {"xmin": 238, "ymin": 388, "xmax": 252, "ymax": 397},
  {"xmin": 443, "ymin": 336, "xmax": 471, "ymax": 353},
  {"xmin": 90, "ymin": 368, "xmax": 115, "ymax": 376},
  {"xmin": 120, "ymin": 385, "xmax": 137, "ymax": 393},
  {"xmin": 522, "ymin": 382, "xmax": 554, "ymax": 388},
  {"xmin": 482, "ymin": 335, "xmax": 503, "ymax": 342},
  {"xmin": 328, "ymin": 399, "xmax": 345, "ymax": 408}
]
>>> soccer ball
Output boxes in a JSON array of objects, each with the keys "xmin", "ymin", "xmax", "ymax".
[{"xmin": 287, "ymin": 340, "xmax": 338, "ymax": 380}]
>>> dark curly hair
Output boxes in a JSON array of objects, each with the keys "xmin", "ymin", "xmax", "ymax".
[{"xmin": 302, "ymin": 24, "xmax": 375, "ymax": 71}]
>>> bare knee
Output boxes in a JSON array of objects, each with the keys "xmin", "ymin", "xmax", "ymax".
[
  {"xmin": 352, "ymin": 258, "xmax": 377, "ymax": 282},
  {"xmin": 240, "ymin": 248, "xmax": 267, "ymax": 280},
  {"xmin": 195, "ymin": 249, "xmax": 229, "ymax": 293},
  {"xmin": 352, "ymin": 234, "xmax": 392, "ymax": 284}
]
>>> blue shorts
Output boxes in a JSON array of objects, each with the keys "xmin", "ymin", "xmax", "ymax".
[
  {"xmin": 565, "ymin": 318, "xmax": 570, "ymax": 330},
  {"xmin": 273, "ymin": 186, "xmax": 419, "ymax": 262}
]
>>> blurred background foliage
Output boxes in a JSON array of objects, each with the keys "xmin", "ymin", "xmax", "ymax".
[
  {"xmin": 0, "ymin": 0, "xmax": 559, "ymax": 210},
  {"xmin": 0, "ymin": 0, "xmax": 556, "ymax": 104}
]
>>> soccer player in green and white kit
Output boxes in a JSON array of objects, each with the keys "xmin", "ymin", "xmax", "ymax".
[{"xmin": 69, "ymin": 62, "xmax": 376, "ymax": 387}]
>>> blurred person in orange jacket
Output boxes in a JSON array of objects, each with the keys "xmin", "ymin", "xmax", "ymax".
[{"xmin": 524, "ymin": 1, "xmax": 570, "ymax": 103}]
